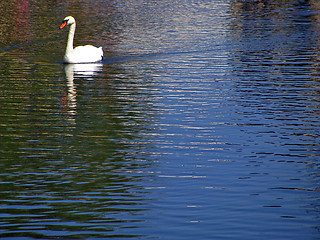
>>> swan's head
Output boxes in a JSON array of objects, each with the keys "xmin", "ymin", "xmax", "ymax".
[{"xmin": 60, "ymin": 16, "xmax": 75, "ymax": 29}]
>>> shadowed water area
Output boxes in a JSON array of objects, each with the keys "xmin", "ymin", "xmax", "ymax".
[{"xmin": 1, "ymin": 0, "xmax": 320, "ymax": 239}]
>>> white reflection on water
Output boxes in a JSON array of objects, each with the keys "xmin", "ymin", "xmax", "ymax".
[{"xmin": 63, "ymin": 63, "xmax": 103, "ymax": 124}]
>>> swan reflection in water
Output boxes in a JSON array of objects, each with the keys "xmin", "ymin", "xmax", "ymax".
[{"xmin": 63, "ymin": 63, "xmax": 103, "ymax": 125}]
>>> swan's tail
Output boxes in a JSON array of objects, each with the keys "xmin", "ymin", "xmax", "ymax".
[{"xmin": 99, "ymin": 47, "xmax": 103, "ymax": 60}]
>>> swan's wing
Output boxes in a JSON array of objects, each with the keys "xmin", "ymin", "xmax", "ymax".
[{"xmin": 72, "ymin": 45, "xmax": 103, "ymax": 63}]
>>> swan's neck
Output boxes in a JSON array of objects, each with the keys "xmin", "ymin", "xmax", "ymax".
[{"xmin": 66, "ymin": 22, "xmax": 76, "ymax": 55}]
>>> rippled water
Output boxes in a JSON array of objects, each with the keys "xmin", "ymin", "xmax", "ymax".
[{"xmin": 1, "ymin": 0, "xmax": 320, "ymax": 239}]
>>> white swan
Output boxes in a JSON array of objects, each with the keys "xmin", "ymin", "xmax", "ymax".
[{"xmin": 60, "ymin": 16, "xmax": 103, "ymax": 64}]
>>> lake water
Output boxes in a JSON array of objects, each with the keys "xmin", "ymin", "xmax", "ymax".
[{"xmin": 1, "ymin": 0, "xmax": 320, "ymax": 239}]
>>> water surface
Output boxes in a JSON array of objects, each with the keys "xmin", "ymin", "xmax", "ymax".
[{"xmin": 1, "ymin": 0, "xmax": 320, "ymax": 239}]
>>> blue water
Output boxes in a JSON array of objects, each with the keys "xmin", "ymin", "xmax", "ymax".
[{"xmin": 0, "ymin": 0, "xmax": 320, "ymax": 239}]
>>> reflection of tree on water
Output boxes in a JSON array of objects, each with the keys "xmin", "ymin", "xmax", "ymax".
[{"xmin": 62, "ymin": 63, "xmax": 103, "ymax": 125}]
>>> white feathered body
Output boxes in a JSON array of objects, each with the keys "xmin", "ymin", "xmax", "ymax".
[{"xmin": 64, "ymin": 45, "xmax": 103, "ymax": 64}]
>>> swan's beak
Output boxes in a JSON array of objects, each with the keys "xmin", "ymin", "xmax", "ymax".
[{"xmin": 60, "ymin": 21, "xmax": 67, "ymax": 29}]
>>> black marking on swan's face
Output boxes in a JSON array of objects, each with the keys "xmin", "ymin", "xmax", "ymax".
[
  {"xmin": 60, "ymin": 17, "xmax": 75, "ymax": 29},
  {"xmin": 60, "ymin": 20, "xmax": 68, "ymax": 29},
  {"xmin": 60, "ymin": 16, "xmax": 75, "ymax": 29}
]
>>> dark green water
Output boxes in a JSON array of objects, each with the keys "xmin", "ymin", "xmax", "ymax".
[{"xmin": 1, "ymin": 0, "xmax": 320, "ymax": 239}]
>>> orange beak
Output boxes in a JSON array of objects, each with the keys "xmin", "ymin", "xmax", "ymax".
[{"xmin": 60, "ymin": 21, "xmax": 67, "ymax": 29}]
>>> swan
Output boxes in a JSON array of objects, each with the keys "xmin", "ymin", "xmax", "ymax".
[{"xmin": 60, "ymin": 16, "xmax": 103, "ymax": 64}]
